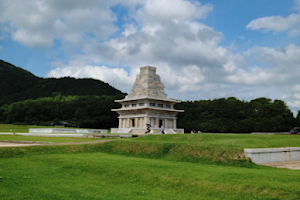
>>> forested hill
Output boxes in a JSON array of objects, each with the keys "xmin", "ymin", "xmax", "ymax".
[{"xmin": 0, "ymin": 60, "xmax": 125, "ymax": 105}]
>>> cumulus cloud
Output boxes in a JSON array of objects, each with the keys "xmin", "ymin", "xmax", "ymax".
[
  {"xmin": 223, "ymin": 44, "xmax": 300, "ymax": 113},
  {"xmin": 48, "ymin": 65, "xmax": 134, "ymax": 92},
  {"xmin": 246, "ymin": 13, "xmax": 300, "ymax": 36},
  {"xmin": 246, "ymin": 0, "xmax": 300, "ymax": 36},
  {"xmin": 44, "ymin": 0, "xmax": 248, "ymax": 98},
  {"xmin": 2, "ymin": 0, "xmax": 300, "ymax": 113},
  {"xmin": 227, "ymin": 44, "xmax": 300, "ymax": 86},
  {"xmin": 0, "ymin": 0, "xmax": 118, "ymax": 48}
]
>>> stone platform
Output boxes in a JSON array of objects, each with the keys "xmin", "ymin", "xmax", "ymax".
[
  {"xmin": 111, "ymin": 128, "xmax": 184, "ymax": 134},
  {"xmin": 244, "ymin": 147, "xmax": 300, "ymax": 164}
]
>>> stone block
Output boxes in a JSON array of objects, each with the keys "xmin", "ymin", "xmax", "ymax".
[
  {"xmin": 270, "ymin": 152, "xmax": 285, "ymax": 162},
  {"xmin": 290, "ymin": 148, "xmax": 300, "ymax": 161}
]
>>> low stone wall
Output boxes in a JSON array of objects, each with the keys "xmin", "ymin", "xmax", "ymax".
[
  {"xmin": 244, "ymin": 147, "xmax": 300, "ymax": 164},
  {"xmin": 29, "ymin": 128, "xmax": 107, "ymax": 134},
  {"xmin": 111, "ymin": 128, "xmax": 119, "ymax": 133},
  {"xmin": 173, "ymin": 129, "xmax": 184, "ymax": 134},
  {"xmin": 18, "ymin": 133, "xmax": 85, "ymax": 137}
]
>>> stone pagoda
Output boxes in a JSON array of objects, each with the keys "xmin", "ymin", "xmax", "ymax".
[{"xmin": 111, "ymin": 66, "xmax": 184, "ymax": 134}]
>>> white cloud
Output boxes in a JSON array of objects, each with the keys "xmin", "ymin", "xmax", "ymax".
[
  {"xmin": 2, "ymin": 0, "xmax": 300, "ymax": 114},
  {"xmin": 135, "ymin": 0, "xmax": 212, "ymax": 24},
  {"xmin": 48, "ymin": 65, "xmax": 134, "ymax": 93},
  {"xmin": 247, "ymin": 14, "xmax": 300, "ymax": 32},
  {"xmin": 39, "ymin": 0, "xmax": 248, "ymax": 102},
  {"xmin": 226, "ymin": 44, "xmax": 300, "ymax": 86},
  {"xmin": 223, "ymin": 44, "xmax": 300, "ymax": 114},
  {"xmin": 246, "ymin": 1, "xmax": 300, "ymax": 37},
  {"xmin": 0, "ymin": 0, "xmax": 118, "ymax": 48}
]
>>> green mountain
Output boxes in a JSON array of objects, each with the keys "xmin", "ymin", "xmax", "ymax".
[{"xmin": 0, "ymin": 59, "xmax": 125, "ymax": 105}]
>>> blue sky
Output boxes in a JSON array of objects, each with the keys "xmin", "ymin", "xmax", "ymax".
[{"xmin": 0, "ymin": 0, "xmax": 300, "ymax": 114}]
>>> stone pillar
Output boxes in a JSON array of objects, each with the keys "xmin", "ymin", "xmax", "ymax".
[
  {"xmin": 173, "ymin": 119, "xmax": 177, "ymax": 129},
  {"xmin": 140, "ymin": 118, "xmax": 143, "ymax": 128},
  {"xmin": 156, "ymin": 118, "xmax": 159, "ymax": 128},
  {"xmin": 126, "ymin": 118, "xmax": 130, "ymax": 128},
  {"xmin": 119, "ymin": 118, "xmax": 122, "ymax": 128},
  {"xmin": 170, "ymin": 119, "xmax": 173, "ymax": 128},
  {"xmin": 134, "ymin": 118, "xmax": 138, "ymax": 128},
  {"xmin": 164, "ymin": 119, "xmax": 168, "ymax": 128},
  {"xmin": 144, "ymin": 117, "xmax": 149, "ymax": 127}
]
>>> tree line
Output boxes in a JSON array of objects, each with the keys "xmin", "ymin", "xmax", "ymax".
[
  {"xmin": 0, "ymin": 95, "xmax": 299, "ymax": 132},
  {"xmin": 175, "ymin": 97, "xmax": 298, "ymax": 133},
  {"xmin": 0, "ymin": 95, "xmax": 124, "ymax": 129}
]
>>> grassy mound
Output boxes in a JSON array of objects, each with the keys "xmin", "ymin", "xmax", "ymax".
[
  {"xmin": 96, "ymin": 140, "xmax": 251, "ymax": 167},
  {"xmin": 0, "ymin": 136, "xmax": 252, "ymax": 167},
  {"xmin": 2, "ymin": 134, "xmax": 300, "ymax": 199},
  {"xmin": 2, "ymin": 152, "xmax": 300, "ymax": 200},
  {"xmin": 2, "ymin": 134, "xmax": 300, "ymax": 167}
]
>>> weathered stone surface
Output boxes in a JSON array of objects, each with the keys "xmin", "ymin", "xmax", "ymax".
[
  {"xmin": 127, "ymin": 66, "xmax": 167, "ymax": 99},
  {"xmin": 111, "ymin": 65, "xmax": 184, "ymax": 134},
  {"xmin": 244, "ymin": 147, "xmax": 300, "ymax": 164}
]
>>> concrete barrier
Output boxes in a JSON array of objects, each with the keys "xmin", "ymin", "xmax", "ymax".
[
  {"xmin": 29, "ymin": 128, "xmax": 107, "ymax": 134},
  {"xmin": 17, "ymin": 133, "xmax": 85, "ymax": 137},
  {"xmin": 244, "ymin": 147, "xmax": 300, "ymax": 164}
]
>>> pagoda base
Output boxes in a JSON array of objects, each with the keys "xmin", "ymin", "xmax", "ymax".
[{"xmin": 111, "ymin": 128, "xmax": 184, "ymax": 134}]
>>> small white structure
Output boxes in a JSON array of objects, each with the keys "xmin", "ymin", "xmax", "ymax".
[
  {"xmin": 29, "ymin": 128, "xmax": 107, "ymax": 134},
  {"xmin": 111, "ymin": 66, "xmax": 184, "ymax": 134}
]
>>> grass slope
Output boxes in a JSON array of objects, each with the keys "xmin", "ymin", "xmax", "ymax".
[
  {"xmin": 1, "ymin": 152, "xmax": 300, "ymax": 200},
  {"xmin": 2, "ymin": 134, "xmax": 300, "ymax": 165},
  {"xmin": 133, "ymin": 134, "xmax": 300, "ymax": 148},
  {"xmin": 1, "ymin": 134, "xmax": 300, "ymax": 199},
  {"xmin": 0, "ymin": 135, "xmax": 108, "ymax": 144}
]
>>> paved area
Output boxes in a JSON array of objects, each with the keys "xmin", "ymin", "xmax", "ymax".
[{"xmin": 262, "ymin": 161, "xmax": 300, "ymax": 170}]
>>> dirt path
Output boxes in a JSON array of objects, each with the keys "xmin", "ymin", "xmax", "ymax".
[
  {"xmin": 0, "ymin": 140, "xmax": 112, "ymax": 148},
  {"xmin": 0, "ymin": 142, "xmax": 41, "ymax": 147},
  {"xmin": 262, "ymin": 161, "xmax": 300, "ymax": 170}
]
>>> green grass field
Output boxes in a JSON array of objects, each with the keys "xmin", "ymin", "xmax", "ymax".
[
  {"xmin": 0, "ymin": 124, "xmax": 110, "ymax": 133},
  {"xmin": 0, "ymin": 135, "xmax": 110, "ymax": 143},
  {"xmin": 0, "ymin": 124, "xmax": 52, "ymax": 133},
  {"xmin": 1, "ymin": 151, "xmax": 300, "ymax": 199},
  {"xmin": 133, "ymin": 133, "xmax": 300, "ymax": 148},
  {"xmin": 1, "ymin": 133, "xmax": 300, "ymax": 199}
]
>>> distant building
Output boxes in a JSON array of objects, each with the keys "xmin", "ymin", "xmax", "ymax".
[{"xmin": 111, "ymin": 66, "xmax": 184, "ymax": 134}]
